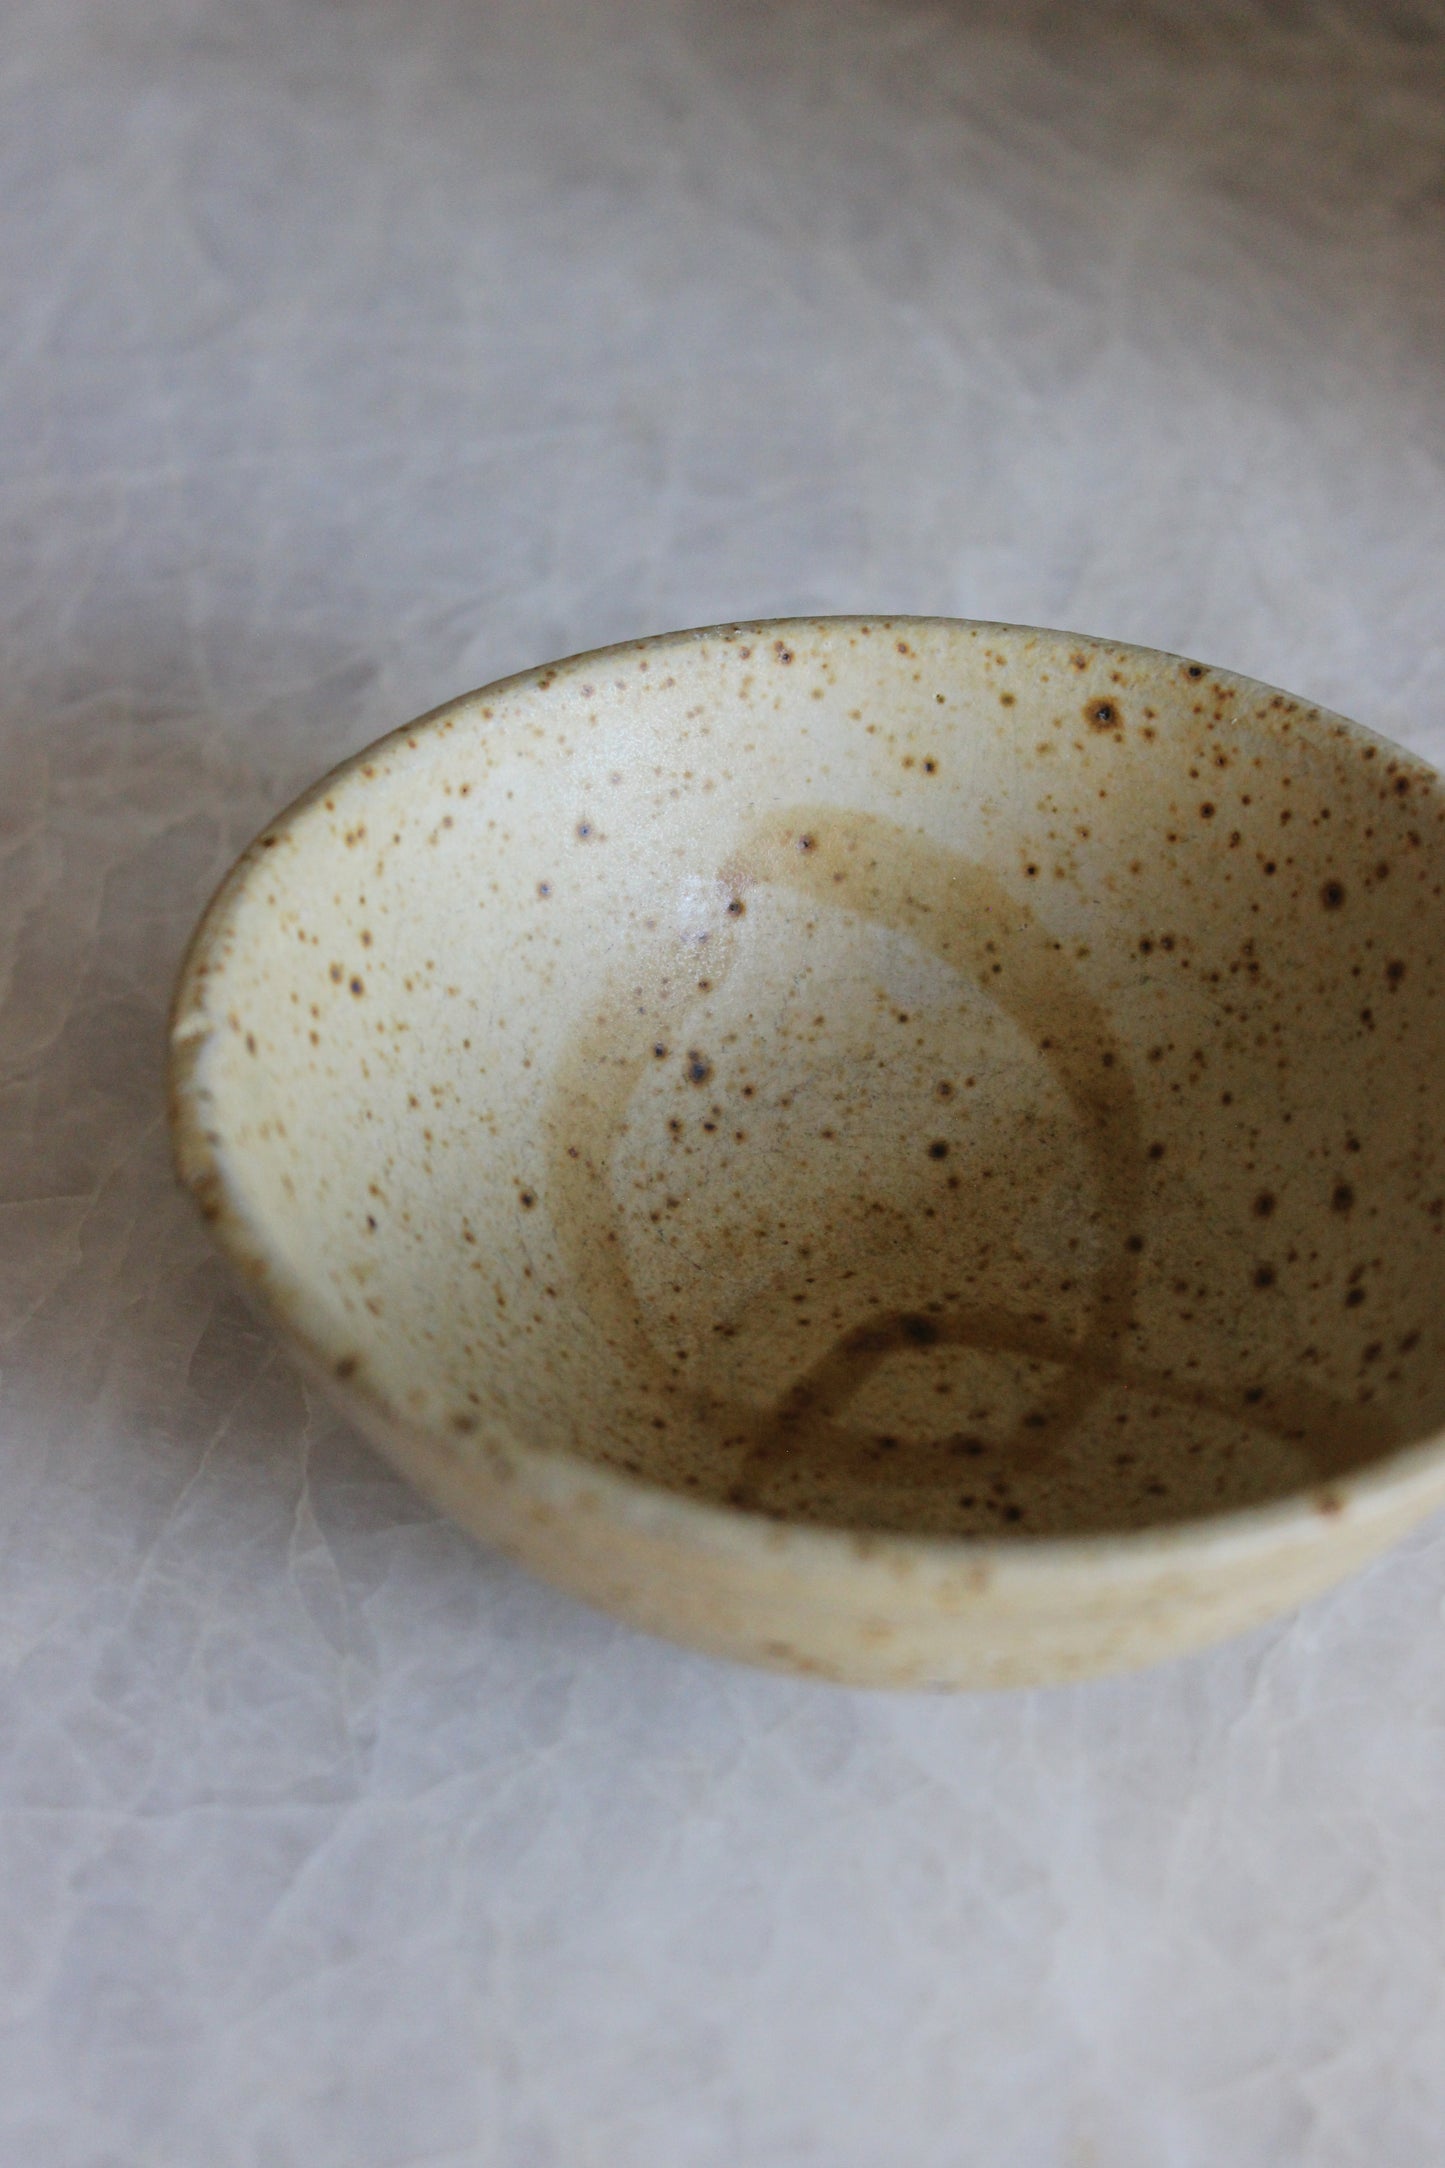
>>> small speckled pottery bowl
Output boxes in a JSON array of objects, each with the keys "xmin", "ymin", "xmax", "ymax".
[{"xmin": 169, "ymin": 619, "xmax": 1445, "ymax": 1687}]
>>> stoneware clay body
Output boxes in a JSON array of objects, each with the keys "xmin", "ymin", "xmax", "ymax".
[{"xmin": 169, "ymin": 619, "xmax": 1445, "ymax": 1687}]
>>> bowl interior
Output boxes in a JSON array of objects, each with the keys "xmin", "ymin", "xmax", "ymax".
[{"xmin": 179, "ymin": 621, "xmax": 1445, "ymax": 1538}]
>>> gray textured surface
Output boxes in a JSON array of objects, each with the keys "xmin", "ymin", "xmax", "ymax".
[{"xmin": 2, "ymin": 3, "xmax": 1444, "ymax": 2162}]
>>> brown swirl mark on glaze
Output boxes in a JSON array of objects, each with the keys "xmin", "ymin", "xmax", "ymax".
[{"xmin": 544, "ymin": 808, "xmax": 1393, "ymax": 1528}]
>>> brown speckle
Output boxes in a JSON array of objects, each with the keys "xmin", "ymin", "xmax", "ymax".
[{"xmin": 1321, "ymin": 879, "xmax": 1346, "ymax": 909}]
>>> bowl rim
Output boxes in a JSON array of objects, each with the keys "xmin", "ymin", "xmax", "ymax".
[{"xmin": 168, "ymin": 613, "xmax": 1445, "ymax": 1587}]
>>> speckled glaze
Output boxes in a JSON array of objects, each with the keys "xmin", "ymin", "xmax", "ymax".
[{"xmin": 169, "ymin": 619, "xmax": 1445, "ymax": 1687}]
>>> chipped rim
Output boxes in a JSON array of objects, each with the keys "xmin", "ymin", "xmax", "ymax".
[{"xmin": 167, "ymin": 616, "xmax": 1445, "ymax": 1600}]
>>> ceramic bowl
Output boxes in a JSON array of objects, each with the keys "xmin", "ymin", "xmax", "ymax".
[{"xmin": 169, "ymin": 618, "xmax": 1445, "ymax": 1686}]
